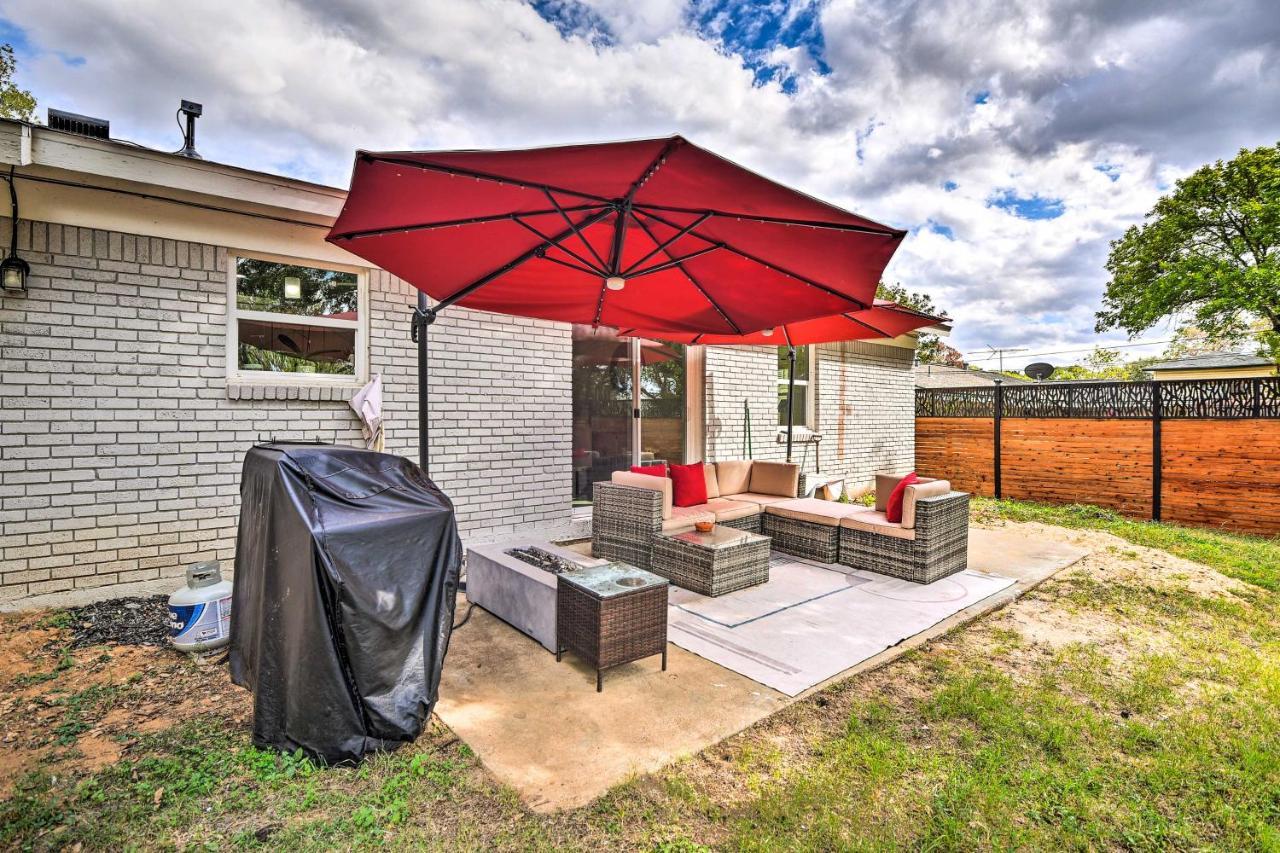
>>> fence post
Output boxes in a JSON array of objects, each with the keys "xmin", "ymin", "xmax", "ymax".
[
  {"xmin": 1152, "ymin": 381, "xmax": 1162, "ymax": 522},
  {"xmin": 993, "ymin": 379, "xmax": 1003, "ymax": 499}
]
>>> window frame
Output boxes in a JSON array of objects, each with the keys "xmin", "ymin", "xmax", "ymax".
[
  {"xmin": 778, "ymin": 345, "xmax": 816, "ymax": 429},
  {"xmin": 225, "ymin": 249, "xmax": 370, "ymax": 386}
]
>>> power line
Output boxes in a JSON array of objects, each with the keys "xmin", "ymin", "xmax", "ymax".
[{"xmin": 964, "ymin": 338, "xmax": 1175, "ymax": 362}]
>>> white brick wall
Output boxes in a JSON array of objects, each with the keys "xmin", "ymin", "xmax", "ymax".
[
  {"xmin": 704, "ymin": 340, "xmax": 915, "ymax": 493},
  {"xmin": 0, "ymin": 219, "xmax": 571, "ymax": 601}
]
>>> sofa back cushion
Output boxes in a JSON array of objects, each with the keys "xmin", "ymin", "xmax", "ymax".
[
  {"xmin": 715, "ymin": 460, "xmax": 752, "ymax": 496},
  {"xmin": 901, "ymin": 479, "xmax": 951, "ymax": 528},
  {"xmin": 749, "ymin": 461, "xmax": 800, "ymax": 498},
  {"xmin": 702, "ymin": 463, "xmax": 720, "ymax": 499},
  {"xmin": 610, "ymin": 471, "xmax": 673, "ymax": 519}
]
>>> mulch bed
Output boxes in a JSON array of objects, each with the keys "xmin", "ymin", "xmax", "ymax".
[{"xmin": 64, "ymin": 595, "xmax": 172, "ymax": 648}]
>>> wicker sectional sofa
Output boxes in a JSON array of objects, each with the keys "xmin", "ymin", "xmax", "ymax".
[
  {"xmin": 594, "ymin": 465, "xmax": 970, "ymax": 585},
  {"xmin": 592, "ymin": 460, "xmax": 800, "ymax": 570}
]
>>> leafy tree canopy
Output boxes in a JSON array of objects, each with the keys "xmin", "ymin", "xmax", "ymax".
[
  {"xmin": 1097, "ymin": 142, "xmax": 1280, "ymax": 361},
  {"xmin": 0, "ymin": 44, "xmax": 36, "ymax": 122},
  {"xmin": 876, "ymin": 281, "xmax": 964, "ymax": 366}
]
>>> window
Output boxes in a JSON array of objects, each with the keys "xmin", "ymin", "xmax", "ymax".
[
  {"xmin": 227, "ymin": 254, "xmax": 366, "ymax": 382},
  {"xmin": 778, "ymin": 345, "xmax": 813, "ymax": 427}
]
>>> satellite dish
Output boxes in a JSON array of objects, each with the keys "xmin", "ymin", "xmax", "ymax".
[{"xmin": 1025, "ymin": 362, "xmax": 1055, "ymax": 381}]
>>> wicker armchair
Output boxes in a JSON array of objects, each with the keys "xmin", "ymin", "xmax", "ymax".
[
  {"xmin": 591, "ymin": 482, "xmax": 666, "ymax": 570},
  {"xmin": 837, "ymin": 487, "xmax": 970, "ymax": 584}
]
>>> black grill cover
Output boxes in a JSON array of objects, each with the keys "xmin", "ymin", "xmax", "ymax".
[{"xmin": 229, "ymin": 443, "xmax": 461, "ymax": 764}]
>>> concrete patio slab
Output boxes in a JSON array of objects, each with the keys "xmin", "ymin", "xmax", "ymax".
[{"xmin": 434, "ymin": 525, "xmax": 1087, "ymax": 812}]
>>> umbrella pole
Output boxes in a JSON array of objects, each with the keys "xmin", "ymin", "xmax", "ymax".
[
  {"xmin": 412, "ymin": 292, "xmax": 437, "ymax": 475},
  {"xmin": 785, "ymin": 346, "xmax": 796, "ymax": 464}
]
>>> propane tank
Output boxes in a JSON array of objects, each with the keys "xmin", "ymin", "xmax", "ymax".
[{"xmin": 168, "ymin": 561, "xmax": 233, "ymax": 653}]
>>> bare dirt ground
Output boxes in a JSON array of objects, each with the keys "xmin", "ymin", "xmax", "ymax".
[{"xmin": 0, "ymin": 517, "xmax": 1259, "ymax": 839}]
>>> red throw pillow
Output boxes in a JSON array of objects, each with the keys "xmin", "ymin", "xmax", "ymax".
[
  {"xmin": 668, "ymin": 461, "xmax": 709, "ymax": 507},
  {"xmin": 885, "ymin": 472, "xmax": 919, "ymax": 524},
  {"xmin": 630, "ymin": 463, "xmax": 667, "ymax": 477}
]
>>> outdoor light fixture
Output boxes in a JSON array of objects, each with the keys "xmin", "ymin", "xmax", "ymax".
[
  {"xmin": 0, "ymin": 254, "xmax": 28, "ymax": 294},
  {"xmin": 1, "ymin": 167, "xmax": 26, "ymax": 295},
  {"xmin": 283, "ymin": 276, "xmax": 302, "ymax": 300},
  {"xmin": 605, "ymin": 276, "xmax": 626, "ymax": 291}
]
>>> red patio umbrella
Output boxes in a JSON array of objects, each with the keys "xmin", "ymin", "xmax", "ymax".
[
  {"xmin": 327, "ymin": 136, "xmax": 907, "ymax": 472},
  {"xmin": 619, "ymin": 299, "xmax": 948, "ymax": 463}
]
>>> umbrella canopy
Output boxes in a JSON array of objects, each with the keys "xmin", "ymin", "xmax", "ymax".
[
  {"xmin": 617, "ymin": 299, "xmax": 945, "ymax": 346},
  {"xmin": 327, "ymin": 136, "xmax": 905, "ymax": 336}
]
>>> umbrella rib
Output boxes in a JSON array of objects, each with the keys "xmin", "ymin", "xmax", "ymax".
[
  {"xmin": 841, "ymin": 312, "xmax": 897, "ymax": 339},
  {"xmin": 538, "ymin": 252, "xmax": 609, "ymax": 278},
  {"xmin": 330, "ymin": 205, "xmax": 606, "ymax": 241},
  {"xmin": 630, "ymin": 212, "xmax": 742, "ymax": 335},
  {"xmin": 621, "ymin": 211, "xmax": 711, "ymax": 275},
  {"xmin": 436, "ymin": 207, "xmax": 616, "ymax": 311},
  {"xmin": 624, "ymin": 137, "xmax": 683, "ymax": 204},
  {"xmin": 633, "ymin": 208, "xmax": 873, "ymax": 310},
  {"xmin": 545, "ymin": 189, "xmax": 611, "ymax": 271},
  {"xmin": 360, "ymin": 153, "xmax": 612, "ymax": 204},
  {"xmin": 625, "ymin": 244, "xmax": 723, "ymax": 279},
  {"xmin": 634, "ymin": 204, "xmax": 905, "ymax": 237},
  {"xmin": 512, "ymin": 216, "xmax": 608, "ymax": 275}
]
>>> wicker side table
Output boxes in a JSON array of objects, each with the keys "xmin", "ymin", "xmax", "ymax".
[
  {"xmin": 556, "ymin": 563, "xmax": 668, "ymax": 692},
  {"xmin": 651, "ymin": 526, "xmax": 771, "ymax": 597}
]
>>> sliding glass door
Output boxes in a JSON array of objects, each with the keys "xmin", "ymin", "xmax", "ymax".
[{"xmin": 571, "ymin": 326, "xmax": 688, "ymax": 505}]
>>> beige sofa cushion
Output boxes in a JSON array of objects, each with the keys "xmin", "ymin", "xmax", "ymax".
[
  {"xmin": 722, "ymin": 491, "xmax": 792, "ymax": 507},
  {"xmin": 705, "ymin": 498, "xmax": 760, "ymax": 522},
  {"xmin": 611, "ymin": 470, "xmax": 673, "ymax": 519},
  {"xmin": 874, "ymin": 472, "xmax": 937, "ymax": 512},
  {"xmin": 750, "ymin": 460, "xmax": 800, "ymax": 498},
  {"xmin": 765, "ymin": 498, "xmax": 869, "ymax": 527},
  {"xmin": 839, "ymin": 510, "xmax": 917, "ymax": 541},
  {"xmin": 715, "ymin": 460, "xmax": 752, "ymax": 496},
  {"xmin": 901, "ymin": 480, "xmax": 951, "ymax": 529},
  {"xmin": 662, "ymin": 505, "xmax": 715, "ymax": 532},
  {"xmin": 702, "ymin": 463, "xmax": 720, "ymax": 499}
]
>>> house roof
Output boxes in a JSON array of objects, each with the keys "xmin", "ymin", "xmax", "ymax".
[
  {"xmin": 1146, "ymin": 352, "xmax": 1274, "ymax": 371},
  {"xmin": 913, "ymin": 364, "xmax": 1031, "ymax": 387}
]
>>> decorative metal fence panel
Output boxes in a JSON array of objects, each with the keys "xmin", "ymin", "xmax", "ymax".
[
  {"xmin": 918, "ymin": 377, "xmax": 1280, "ymax": 420},
  {"xmin": 914, "ymin": 387, "xmax": 995, "ymax": 418}
]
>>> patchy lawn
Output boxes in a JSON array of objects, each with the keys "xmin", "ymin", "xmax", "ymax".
[{"xmin": 2, "ymin": 501, "xmax": 1278, "ymax": 851}]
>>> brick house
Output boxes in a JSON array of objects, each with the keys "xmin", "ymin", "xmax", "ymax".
[{"xmin": 0, "ymin": 118, "xmax": 936, "ymax": 605}]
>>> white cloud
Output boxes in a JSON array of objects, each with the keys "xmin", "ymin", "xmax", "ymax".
[{"xmin": 6, "ymin": 0, "xmax": 1278, "ymax": 363}]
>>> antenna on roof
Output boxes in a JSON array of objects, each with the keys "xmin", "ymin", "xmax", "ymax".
[
  {"xmin": 175, "ymin": 100, "xmax": 203, "ymax": 159},
  {"xmin": 984, "ymin": 345, "xmax": 1028, "ymax": 374}
]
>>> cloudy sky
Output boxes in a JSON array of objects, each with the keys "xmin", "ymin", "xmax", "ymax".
[{"xmin": 4, "ymin": 0, "xmax": 1278, "ymax": 366}]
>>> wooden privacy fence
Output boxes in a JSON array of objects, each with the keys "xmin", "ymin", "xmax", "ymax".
[{"xmin": 915, "ymin": 377, "xmax": 1280, "ymax": 536}]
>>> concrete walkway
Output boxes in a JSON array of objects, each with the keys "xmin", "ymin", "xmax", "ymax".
[{"xmin": 434, "ymin": 526, "xmax": 1087, "ymax": 812}]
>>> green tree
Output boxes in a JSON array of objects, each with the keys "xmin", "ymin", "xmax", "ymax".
[
  {"xmin": 0, "ymin": 44, "xmax": 36, "ymax": 121},
  {"xmin": 876, "ymin": 281, "xmax": 962, "ymax": 365},
  {"xmin": 1096, "ymin": 142, "xmax": 1280, "ymax": 361}
]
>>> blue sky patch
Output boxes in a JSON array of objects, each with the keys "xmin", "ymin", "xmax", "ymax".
[
  {"xmin": 0, "ymin": 18, "xmax": 34, "ymax": 56},
  {"xmin": 529, "ymin": 1, "xmax": 615, "ymax": 45},
  {"xmin": 942, "ymin": 180, "xmax": 958, "ymax": 192},
  {"xmin": 973, "ymin": 89, "xmax": 990, "ymax": 104},
  {"xmin": 928, "ymin": 220, "xmax": 955, "ymax": 239},
  {"xmin": 1094, "ymin": 163, "xmax": 1120, "ymax": 182},
  {"xmin": 691, "ymin": 0, "xmax": 829, "ymax": 91},
  {"xmin": 987, "ymin": 190, "xmax": 1065, "ymax": 220}
]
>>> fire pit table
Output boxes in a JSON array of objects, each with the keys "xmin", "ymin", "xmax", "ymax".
[
  {"xmin": 651, "ymin": 526, "xmax": 771, "ymax": 596},
  {"xmin": 556, "ymin": 563, "xmax": 668, "ymax": 692}
]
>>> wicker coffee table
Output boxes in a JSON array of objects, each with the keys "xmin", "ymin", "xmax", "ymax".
[
  {"xmin": 556, "ymin": 563, "xmax": 668, "ymax": 692},
  {"xmin": 651, "ymin": 526, "xmax": 771, "ymax": 597}
]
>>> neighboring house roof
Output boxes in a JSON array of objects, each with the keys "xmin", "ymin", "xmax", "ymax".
[
  {"xmin": 913, "ymin": 364, "xmax": 1031, "ymax": 387},
  {"xmin": 1146, "ymin": 352, "xmax": 1274, "ymax": 371}
]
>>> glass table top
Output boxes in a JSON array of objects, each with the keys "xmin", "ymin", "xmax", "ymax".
[
  {"xmin": 660, "ymin": 526, "xmax": 769, "ymax": 550},
  {"xmin": 558, "ymin": 562, "xmax": 667, "ymax": 598}
]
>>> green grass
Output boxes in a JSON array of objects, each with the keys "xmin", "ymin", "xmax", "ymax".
[
  {"xmin": 3, "ymin": 498, "xmax": 1279, "ymax": 850},
  {"xmin": 973, "ymin": 496, "xmax": 1280, "ymax": 591}
]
